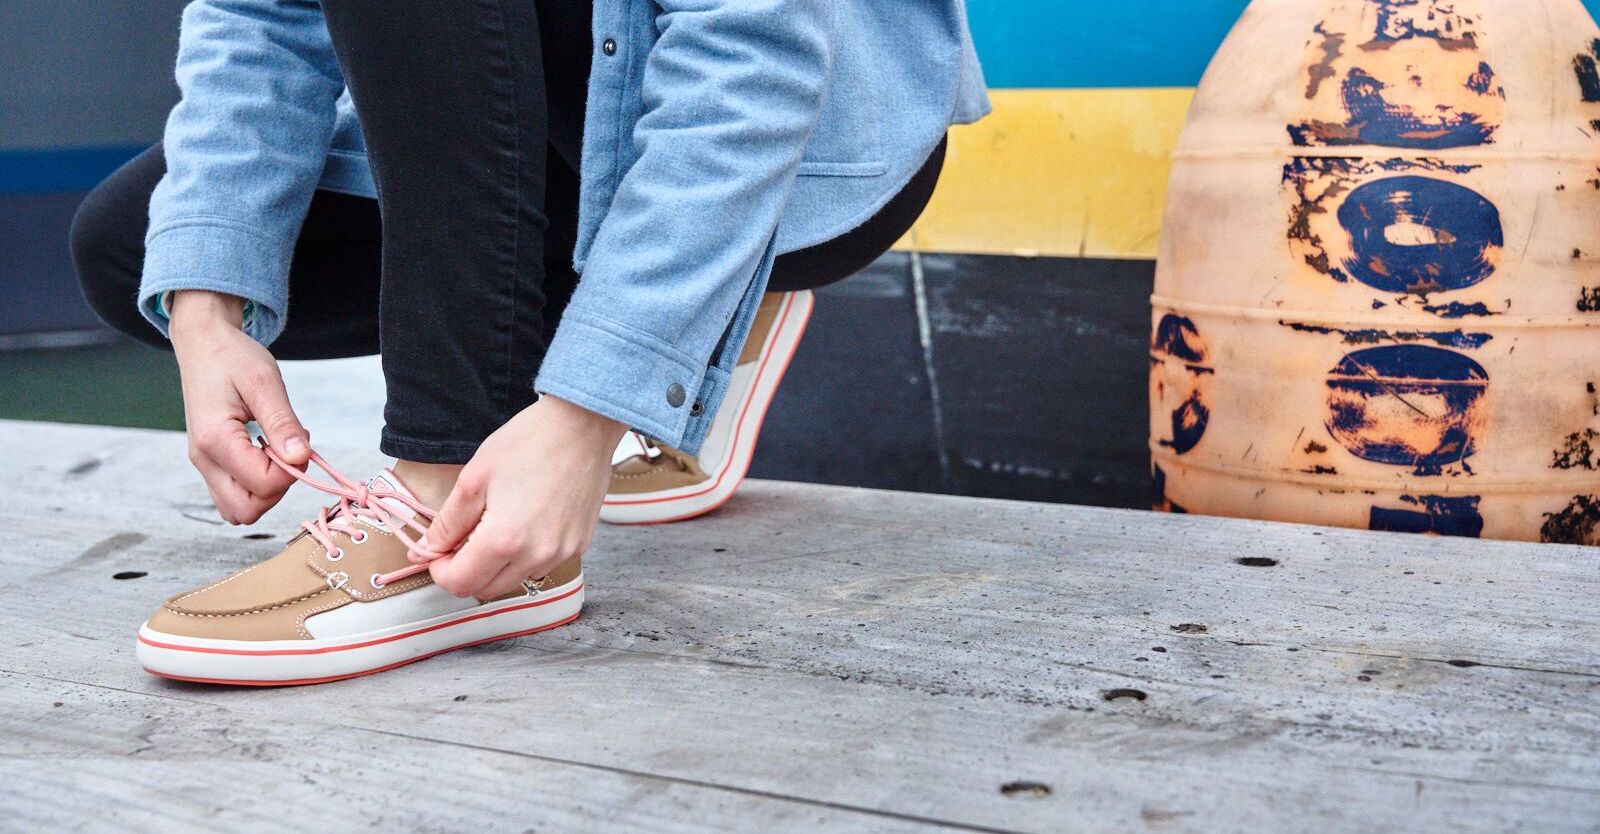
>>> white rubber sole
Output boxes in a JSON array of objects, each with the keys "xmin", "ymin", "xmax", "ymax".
[
  {"xmin": 136, "ymin": 576, "xmax": 584, "ymax": 686},
  {"xmin": 600, "ymin": 290, "xmax": 814, "ymax": 525}
]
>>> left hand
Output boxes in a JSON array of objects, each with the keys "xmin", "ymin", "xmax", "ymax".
[{"xmin": 419, "ymin": 395, "xmax": 627, "ymax": 599}]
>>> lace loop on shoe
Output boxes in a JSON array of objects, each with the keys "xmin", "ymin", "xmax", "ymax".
[{"xmin": 259, "ymin": 440, "xmax": 448, "ymax": 588}]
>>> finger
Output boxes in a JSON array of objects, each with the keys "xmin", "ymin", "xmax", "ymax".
[
  {"xmin": 191, "ymin": 452, "xmax": 268, "ymax": 524},
  {"xmin": 236, "ymin": 365, "xmax": 310, "ymax": 465},
  {"xmin": 430, "ymin": 529, "xmax": 514, "ymax": 598},
  {"xmin": 212, "ymin": 425, "xmax": 297, "ymax": 498},
  {"xmin": 421, "ymin": 470, "xmax": 487, "ymax": 554},
  {"xmin": 479, "ymin": 561, "xmax": 532, "ymax": 601}
]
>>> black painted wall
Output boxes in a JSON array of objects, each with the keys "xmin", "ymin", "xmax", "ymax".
[{"xmin": 752, "ymin": 253, "xmax": 1153, "ymax": 509}]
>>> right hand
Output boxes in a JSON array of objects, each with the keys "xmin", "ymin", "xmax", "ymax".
[{"xmin": 168, "ymin": 290, "xmax": 311, "ymax": 524}]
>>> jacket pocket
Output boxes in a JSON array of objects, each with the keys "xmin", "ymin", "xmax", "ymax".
[
  {"xmin": 796, "ymin": 3, "xmax": 885, "ymax": 178},
  {"xmin": 796, "ymin": 159, "xmax": 888, "ymax": 177}
]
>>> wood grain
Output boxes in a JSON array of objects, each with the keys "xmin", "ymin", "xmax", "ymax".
[{"xmin": 0, "ymin": 420, "xmax": 1596, "ymax": 832}]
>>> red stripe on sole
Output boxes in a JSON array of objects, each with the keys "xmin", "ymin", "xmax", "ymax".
[{"xmin": 143, "ymin": 612, "xmax": 581, "ymax": 687}]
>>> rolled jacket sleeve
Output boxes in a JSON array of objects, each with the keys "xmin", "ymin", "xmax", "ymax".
[
  {"xmin": 535, "ymin": 0, "xmax": 835, "ymax": 452},
  {"xmin": 139, "ymin": 0, "xmax": 345, "ymax": 346}
]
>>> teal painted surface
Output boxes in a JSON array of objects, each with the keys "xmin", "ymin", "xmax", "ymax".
[{"xmin": 968, "ymin": 0, "xmax": 1249, "ymax": 89}]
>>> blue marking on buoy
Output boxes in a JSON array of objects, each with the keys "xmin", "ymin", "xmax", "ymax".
[
  {"xmin": 1576, "ymin": 39, "xmax": 1600, "ymax": 102},
  {"xmin": 1337, "ymin": 176, "xmax": 1502, "ymax": 294},
  {"xmin": 1152, "ymin": 314, "xmax": 1213, "ymax": 455},
  {"xmin": 1369, "ymin": 494, "xmax": 1484, "ymax": 537},
  {"xmin": 1279, "ymin": 321, "xmax": 1492, "ymax": 350},
  {"xmin": 1166, "ymin": 394, "xmax": 1210, "ymax": 455},
  {"xmin": 1289, "ymin": 68, "xmax": 1498, "ymax": 149},
  {"xmin": 1151, "ymin": 464, "xmax": 1188, "ymax": 514},
  {"xmin": 1325, "ymin": 345, "xmax": 1488, "ymax": 473},
  {"xmin": 1368, "ymin": 0, "xmax": 1478, "ymax": 48},
  {"xmin": 1465, "ymin": 62, "xmax": 1496, "ymax": 95},
  {"xmin": 1152, "ymin": 314, "xmax": 1209, "ymax": 366}
]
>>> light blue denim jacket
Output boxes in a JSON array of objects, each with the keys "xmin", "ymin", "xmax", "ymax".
[{"xmin": 142, "ymin": 0, "xmax": 989, "ymax": 452}]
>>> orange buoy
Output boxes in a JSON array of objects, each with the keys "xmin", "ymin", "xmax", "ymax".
[{"xmin": 1151, "ymin": 0, "xmax": 1600, "ymax": 542}]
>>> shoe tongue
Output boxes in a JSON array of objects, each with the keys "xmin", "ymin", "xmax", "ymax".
[
  {"xmin": 612, "ymin": 431, "xmax": 665, "ymax": 466},
  {"xmin": 363, "ymin": 469, "xmax": 422, "ymax": 522},
  {"xmin": 612, "ymin": 431, "xmax": 651, "ymax": 465}
]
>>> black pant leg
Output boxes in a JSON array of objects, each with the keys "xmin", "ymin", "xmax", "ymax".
[
  {"xmin": 542, "ymin": 144, "xmax": 582, "ymax": 336},
  {"xmin": 533, "ymin": 0, "xmax": 590, "ymax": 340},
  {"xmin": 70, "ymin": 143, "xmax": 384, "ymax": 359},
  {"xmin": 71, "ymin": 144, "xmax": 172, "ymax": 351},
  {"xmin": 319, "ymin": 0, "xmax": 552, "ymax": 464},
  {"xmin": 535, "ymin": 0, "xmax": 593, "ymax": 172}
]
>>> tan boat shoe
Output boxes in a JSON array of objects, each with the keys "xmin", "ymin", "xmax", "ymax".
[
  {"xmin": 601, "ymin": 290, "xmax": 814, "ymax": 524},
  {"xmin": 137, "ymin": 451, "xmax": 582, "ymax": 686}
]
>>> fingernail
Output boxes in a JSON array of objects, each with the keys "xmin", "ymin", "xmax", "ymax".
[
  {"xmin": 285, "ymin": 437, "xmax": 308, "ymax": 457},
  {"xmin": 416, "ymin": 533, "xmax": 431, "ymax": 551}
]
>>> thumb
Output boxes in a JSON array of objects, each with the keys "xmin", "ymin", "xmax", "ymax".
[
  {"xmin": 420, "ymin": 472, "xmax": 486, "ymax": 557},
  {"xmin": 238, "ymin": 363, "xmax": 310, "ymax": 464}
]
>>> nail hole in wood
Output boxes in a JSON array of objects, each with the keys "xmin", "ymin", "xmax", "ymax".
[
  {"xmin": 243, "ymin": 533, "xmax": 275, "ymax": 540},
  {"xmin": 1446, "ymin": 659, "xmax": 1480, "ymax": 668},
  {"xmin": 999, "ymin": 781, "xmax": 1052, "ymax": 798},
  {"xmin": 112, "ymin": 571, "xmax": 147, "ymax": 580},
  {"xmin": 453, "ymin": 695, "xmax": 469, "ymax": 702},
  {"xmin": 1236, "ymin": 557, "xmax": 1279, "ymax": 567},
  {"xmin": 1102, "ymin": 688, "xmax": 1147, "ymax": 702}
]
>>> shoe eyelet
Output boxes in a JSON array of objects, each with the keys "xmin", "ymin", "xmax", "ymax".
[
  {"xmin": 370, "ymin": 573, "xmax": 386, "ymax": 589},
  {"xmin": 350, "ymin": 531, "xmax": 369, "ymax": 545},
  {"xmin": 327, "ymin": 547, "xmax": 344, "ymax": 562}
]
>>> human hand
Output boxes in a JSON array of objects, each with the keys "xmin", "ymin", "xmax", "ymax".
[
  {"xmin": 168, "ymin": 290, "xmax": 311, "ymax": 524},
  {"xmin": 419, "ymin": 395, "xmax": 626, "ymax": 599}
]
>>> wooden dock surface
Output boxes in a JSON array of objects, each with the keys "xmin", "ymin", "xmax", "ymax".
[{"xmin": 1, "ymin": 419, "xmax": 1597, "ymax": 832}]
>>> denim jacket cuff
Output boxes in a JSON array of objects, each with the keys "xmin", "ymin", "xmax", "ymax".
[
  {"xmin": 534, "ymin": 309, "xmax": 715, "ymax": 451},
  {"xmin": 139, "ymin": 220, "xmax": 290, "ymax": 346}
]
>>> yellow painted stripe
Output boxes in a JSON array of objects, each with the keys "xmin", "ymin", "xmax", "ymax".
[{"xmin": 896, "ymin": 87, "xmax": 1195, "ymax": 260}]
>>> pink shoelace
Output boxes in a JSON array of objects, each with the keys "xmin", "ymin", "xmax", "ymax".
[{"xmin": 260, "ymin": 440, "xmax": 444, "ymax": 588}]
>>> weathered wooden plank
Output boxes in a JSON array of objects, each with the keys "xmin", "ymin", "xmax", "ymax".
[
  {"xmin": 7, "ymin": 513, "xmax": 1598, "ymax": 831},
  {"xmin": 0, "ymin": 673, "xmax": 934, "ymax": 834},
  {"xmin": 2, "ymin": 420, "xmax": 1598, "ymax": 832}
]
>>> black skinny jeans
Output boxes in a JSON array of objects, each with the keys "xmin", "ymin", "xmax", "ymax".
[{"xmin": 71, "ymin": 0, "xmax": 944, "ymax": 464}]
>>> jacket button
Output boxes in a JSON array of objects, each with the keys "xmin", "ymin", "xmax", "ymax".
[
  {"xmin": 666, "ymin": 383, "xmax": 686, "ymax": 408},
  {"xmin": 602, "ymin": 38, "xmax": 617, "ymax": 56}
]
